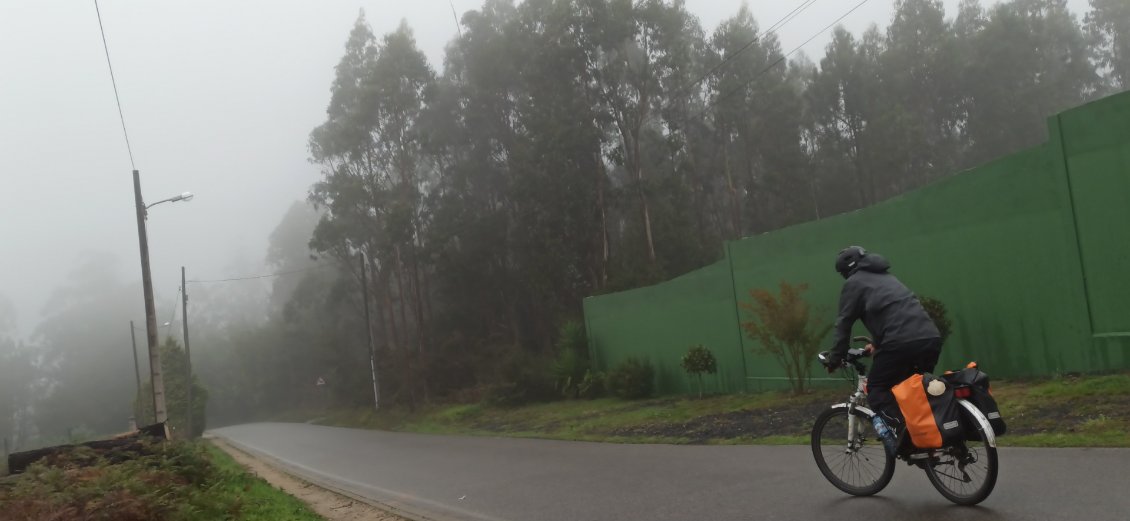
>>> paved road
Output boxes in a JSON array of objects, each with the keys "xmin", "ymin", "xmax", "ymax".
[{"xmin": 211, "ymin": 423, "xmax": 1130, "ymax": 521}]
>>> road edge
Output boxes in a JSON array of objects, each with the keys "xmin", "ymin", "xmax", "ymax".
[
  {"xmin": 206, "ymin": 433, "xmax": 501, "ymax": 521},
  {"xmin": 208, "ymin": 436, "xmax": 403, "ymax": 520}
]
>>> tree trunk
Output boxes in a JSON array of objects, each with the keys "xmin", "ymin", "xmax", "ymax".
[
  {"xmin": 381, "ymin": 268, "xmax": 400, "ymax": 351},
  {"xmin": 679, "ymin": 107, "xmax": 710, "ymax": 251},
  {"xmin": 408, "ymin": 244, "xmax": 426, "ymax": 355},
  {"xmin": 723, "ymin": 137, "xmax": 742, "ymax": 239},
  {"xmin": 845, "ymin": 119, "xmax": 872, "ymax": 208},
  {"xmin": 421, "ymin": 268, "xmax": 433, "ymax": 327},
  {"xmin": 407, "ymin": 244, "xmax": 428, "ymax": 402},
  {"xmin": 632, "ymin": 132, "xmax": 657, "ymax": 264},
  {"xmin": 745, "ymin": 153, "xmax": 763, "ymax": 234},
  {"xmin": 595, "ymin": 150, "xmax": 609, "ymax": 288},
  {"xmin": 508, "ymin": 297, "xmax": 522, "ymax": 350},
  {"xmin": 806, "ymin": 161, "xmax": 822, "ymax": 221},
  {"xmin": 393, "ymin": 245, "xmax": 411, "ymax": 343}
]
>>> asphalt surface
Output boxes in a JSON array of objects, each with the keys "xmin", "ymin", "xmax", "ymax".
[{"xmin": 210, "ymin": 423, "xmax": 1130, "ymax": 521}]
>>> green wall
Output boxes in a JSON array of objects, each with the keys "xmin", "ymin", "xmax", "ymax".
[
  {"xmin": 584, "ymin": 260, "xmax": 747, "ymax": 395},
  {"xmin": 585, "ymin": 91, "xmax": 1130, "ymax": 395},
  {"xmin": 1058, "ymin": 95, "xmax": 1130, "ymax": 367}
]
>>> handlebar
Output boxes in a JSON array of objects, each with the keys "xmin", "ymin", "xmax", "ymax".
[
  {"xmin": 817, "ymin": 337, "xmax": 875, "ymax": 374},
  {"xmin": 817, "ymin": 348, "xmax": 869, "ymax": 364}
]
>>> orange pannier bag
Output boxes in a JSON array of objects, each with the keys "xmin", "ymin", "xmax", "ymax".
[{"xmin": 892, "ymin": 373, "xmax": 963, "ymax": 449}]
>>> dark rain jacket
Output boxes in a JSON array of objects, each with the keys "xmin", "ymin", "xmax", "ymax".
[{"xmin": 830, "ymin": 254, "xmax": 940, "ymax": 358}]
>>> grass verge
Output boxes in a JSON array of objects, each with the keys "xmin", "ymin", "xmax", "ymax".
[
  {"xmin": 0, "ymin": 439, "xmax": 323, "ymax": 520},
  {"xmin": 301, "ymin": 371, "xmax": 1130, "ymax": 448}
]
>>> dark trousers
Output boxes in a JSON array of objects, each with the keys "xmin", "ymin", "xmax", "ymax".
[{"xmin": 867, "ymin": 338, "xmax": 943, "ymax": 425}]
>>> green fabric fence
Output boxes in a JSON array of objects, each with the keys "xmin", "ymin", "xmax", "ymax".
[{"xmin": 584, "ymin": 91, "xmax": 1130, "ymax": 395}]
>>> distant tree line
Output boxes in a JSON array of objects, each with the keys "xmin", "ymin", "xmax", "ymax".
[
  {"xmin": 199, "ymin": 0, "xmax": 1127, "ymax": 417},
  {"xmin": 4, "ymin": 1, "xmax": 1128, "ymax": 440}
]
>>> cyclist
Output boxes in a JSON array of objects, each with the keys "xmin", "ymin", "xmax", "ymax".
[{"xmin": 825, "ymin": 246, "xmax": 942, "ymax": 456}]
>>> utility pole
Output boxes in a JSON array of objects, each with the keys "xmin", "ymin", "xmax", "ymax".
[
  {"xmin": 182, "ymin": 266, "xmax": 194, "ymax": 438},
  {"xmin": 360, "ymin": 252, "xmax": 380, "ymax": 411},
  {"xmin": 133, "ymin": 169, "xmax": 168, "ymax": 424},
  {"xmin": 129, "ymin": 320, "xmax": 143, "ymax": 420}
]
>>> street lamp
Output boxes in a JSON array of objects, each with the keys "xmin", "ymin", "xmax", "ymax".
[
  {"xmin": 146, "ymin": 192, "xmax": 194, "ymax": 209},
  {"xmin": 133, "ymin": 169, "xmax": 192, "ymax": 426}
]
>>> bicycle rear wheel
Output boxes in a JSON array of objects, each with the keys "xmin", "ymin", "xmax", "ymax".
[
  {"xmin": 924, "ymin": 409, "xmax": 999, "ymax": 505},
  {"xmin": 811, "ymin": 407, "xmax": 895, "ymax": 496}
]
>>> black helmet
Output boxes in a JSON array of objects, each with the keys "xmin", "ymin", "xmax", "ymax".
[{"xmin": 835, "ymin": 246, "xmax": 867, "ymax": 279}]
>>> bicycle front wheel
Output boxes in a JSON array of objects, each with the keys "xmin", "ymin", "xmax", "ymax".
[
  {"xmin": 811, "ymin": 406, "xmax": 895, "ymax": 496},
  {"xmin": 924, "ymin": 409, "xmax": 999, "ymax": 505}
]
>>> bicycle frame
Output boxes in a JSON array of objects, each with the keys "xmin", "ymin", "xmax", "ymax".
[
  {"xmin": 828, "ymin": 361, "xmax": 876, "ymax": 451},
  {"xmin": 815, "ymin": 344, "xmax": 1002, "ymax": 505},
  {"xmin": 828, "ymin": 364, "xmax": 997, "ymax": 451}
]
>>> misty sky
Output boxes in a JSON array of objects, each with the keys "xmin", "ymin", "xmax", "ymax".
[{"xmin": 0, "ymin": 0, "xmax": 1089, "ymax": 339}]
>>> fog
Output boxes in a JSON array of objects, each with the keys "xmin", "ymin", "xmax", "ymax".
[
  {"xmin": 0, "ymin": 0, "xmax": 1101, "ymax": 443},
  {"xmin": 4, "ymin": 0, "xmax": 1080, "ymax": 338}
]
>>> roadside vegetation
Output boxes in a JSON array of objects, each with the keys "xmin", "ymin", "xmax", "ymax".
[
  {"xmin": 286, "ymin": 288, "xmax": 1130, "ymax": 448},
  {"xmin": 300, "ymin": 371, "xmax": 1130, "ymax": 449},
  {"xmin": 0, "ymin": 440, "xmax": 322, "ymax": 521}
]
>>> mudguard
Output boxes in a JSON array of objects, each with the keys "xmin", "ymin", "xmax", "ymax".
[{"xmin": 957, "ymin": 399, "xmax": 998, "ymax": 448}]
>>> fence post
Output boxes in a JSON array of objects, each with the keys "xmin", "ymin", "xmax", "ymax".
[{"xmin": 726, "ymin": 241, "xmax": 750, "ymax": 393}]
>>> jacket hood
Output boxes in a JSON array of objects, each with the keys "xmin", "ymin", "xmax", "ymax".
[{"xmin": 856, "ymin": 253, "xmax": 890, "ymax": 273}]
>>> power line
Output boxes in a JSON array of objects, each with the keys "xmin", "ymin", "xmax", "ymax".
[
  {"xmin": 765, "ymin": 0, "xmax": 821, "ymax": 34},
  {"xmin": 673, "ymin": 0, "xmax": 820, "ymax": 99},
  {"xmin": 94, "ymin": 0, "xmax": 137, "ymax": 170},
  {"xmin": 692, "ymin": 0, "xmax": 872, "ymax": 122},
  {"xmin": 448, "ymin": 0, "xmax": 462, "ymax": 38},
  {"xmin": 186, "ymin": 264, "xmax": 335, "ymax": 284}
]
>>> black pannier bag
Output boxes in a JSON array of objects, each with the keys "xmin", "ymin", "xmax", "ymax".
[
  {"xmin": 893, "ymin": 373, "xmax": 965, "ymax": 448},
  {"xmin": 944, "ymin": 364, "xmax": 1007, "ymax": 438}
]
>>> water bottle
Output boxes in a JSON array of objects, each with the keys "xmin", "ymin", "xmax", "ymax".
[
  {"xmin": 872, "ymin": 415, "xmax": 898, "ymax": 456},
  {"xmin": 871, "ymin": 415, "xmax": 890, "ymax": 437}
]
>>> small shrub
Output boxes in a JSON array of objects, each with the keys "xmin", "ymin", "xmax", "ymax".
[
  {"xmin": 551, "ymin": 321, "xmax": 590, "ymax": 399},
  {"xmin": 740, "ymin": 282, "xmax": 832, "ymax": 394},
  {"xmin": 608, "ymin": 357, "xmax": 655, "ymax": 400},
  {"xmin": 681, "ymin": 345, "xmax": 717, "ymax": 398},
  {"xmin": 919, "ymin": 296, "xmax": 952, "ymax": 343},
  {"xmin": 134, "ymin": 338, "xmax": 208, "ymax": 438},
  {"xmin": 578, "ymin": 369, "xmax": 606, "ymax": 399},
  {"xmin": 485, "ymin": 350, "xmax": 556, "ymax": 407}
]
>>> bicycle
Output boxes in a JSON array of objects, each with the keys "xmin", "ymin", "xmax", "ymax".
[{"xmin": 811, "ymin": 337, "xmax": 999, "ymax": 505}]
